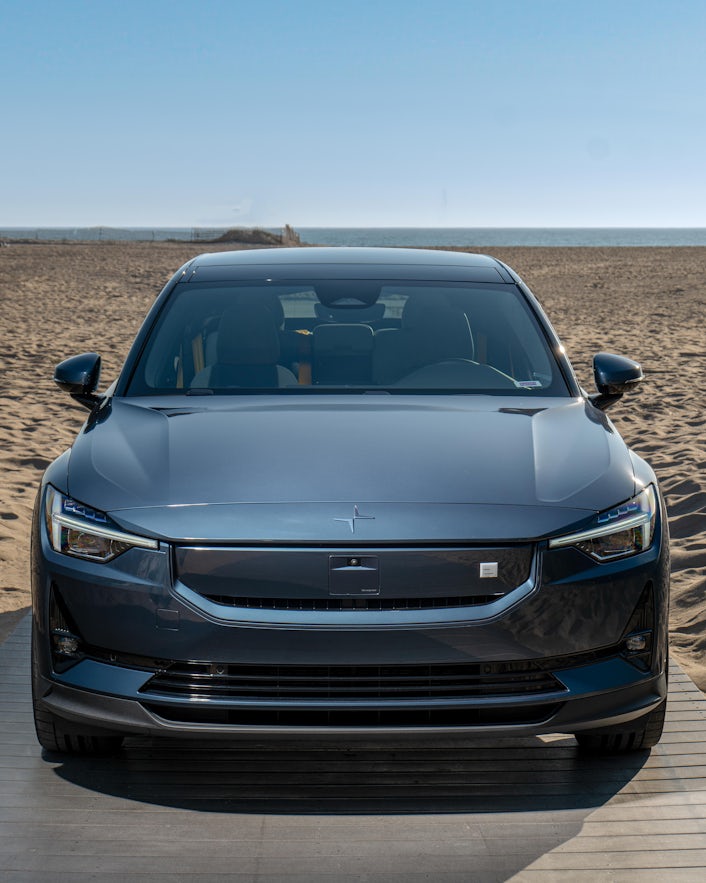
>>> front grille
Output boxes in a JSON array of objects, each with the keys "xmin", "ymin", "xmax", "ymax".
[
  {"xmin": 141, "ymin": 702, "xmax": 564, "ymax": 728},
  {"xmin": 174, "ymin": 544, "xmax": 534, "ymax": 609},
  {"xmin": 203, "ymin": 593, "xmax": 506, "ymax": 611},
  {"xmin": 140, "ymin": 660, "xmax": 565, "ymax": 701}
]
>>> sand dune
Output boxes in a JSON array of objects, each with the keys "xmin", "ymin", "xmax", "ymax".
[{"xmin": 1, "ymin": 242, "xmax": 704, "ymax": 691}]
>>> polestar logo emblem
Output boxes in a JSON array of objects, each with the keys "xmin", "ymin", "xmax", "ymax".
[{"xmin": 334, "ymin": 505, "xmax": 375, "ymax": 534}]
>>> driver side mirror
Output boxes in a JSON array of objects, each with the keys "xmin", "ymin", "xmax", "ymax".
[
  {"xmin": 54, "ymin": 352, "xmax": 104, "ymax": 410},
  {"xmin": 590, "ymin": 352, "xmax": 643, "ymax": 411}
]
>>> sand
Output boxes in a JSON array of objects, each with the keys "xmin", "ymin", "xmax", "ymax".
[{"xmin": 1, "ymin": 241, "xmax": 704, "ymax": 691}]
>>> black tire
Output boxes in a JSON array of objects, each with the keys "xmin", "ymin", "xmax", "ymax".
[
  {"xmin": 575, "ymin": 694, "xmax": 667, "ymax": 754},
  {"xmin": 33, "ymin": 699, "xmax": 124, "ymax": 755},
  {"xmin": 31, "ymin": 633, "xmax": 123, "ymax": 756}
]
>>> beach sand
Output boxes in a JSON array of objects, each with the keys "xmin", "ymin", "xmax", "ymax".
[{"xmin": 1, "ymin": 241, "xmax": 704, "ymax": 691}]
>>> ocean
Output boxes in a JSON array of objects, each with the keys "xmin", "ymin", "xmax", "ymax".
[{"xmin": 2, "ymin": 226, "xmax": 706, "ymax": 247}]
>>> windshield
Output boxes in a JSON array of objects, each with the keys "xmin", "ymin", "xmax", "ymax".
[{"xmin": 124, "ymin": 280, "xmax": 569, "ymax": 396}]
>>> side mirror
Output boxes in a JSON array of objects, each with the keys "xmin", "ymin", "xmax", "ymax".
[
  {"xmin": 54, "ymin": 353, "xmax": 103, "ymax": 410},
  {"xmin": 590, "ymin": 352, "xmax": 643, "ymax": 411}
]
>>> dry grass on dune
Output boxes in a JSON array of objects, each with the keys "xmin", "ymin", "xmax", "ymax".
[{"xmin": 0, "ymin": 242, "xmax": 704, "ymax": 692}]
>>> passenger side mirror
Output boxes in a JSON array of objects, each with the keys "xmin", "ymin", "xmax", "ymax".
[
  {"xmin": 54, "ymin": 352, "xmax": 103, "ymax": 410},
  {"xmin": 590, "ymin": 352, "xmax": 643, "ymax": 411}
]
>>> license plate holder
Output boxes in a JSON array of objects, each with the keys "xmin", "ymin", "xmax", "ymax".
[{"xmin": 329, "ymin": 555, "xmax": 380, "ymax": 596}]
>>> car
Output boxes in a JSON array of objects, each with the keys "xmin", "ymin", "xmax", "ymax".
[{"xmin": 31, "ymin": 246, "xmax": 669, "ymax": 756}]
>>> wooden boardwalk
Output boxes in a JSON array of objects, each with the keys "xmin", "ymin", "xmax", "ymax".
[{"xmin": 1, "ymin": 615, "xmax": 705, "ymax": 882}]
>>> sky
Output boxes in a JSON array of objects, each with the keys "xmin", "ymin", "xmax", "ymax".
[{"xmin": 2, "ymin": 0, "xmax": 706, "ymax": 228}]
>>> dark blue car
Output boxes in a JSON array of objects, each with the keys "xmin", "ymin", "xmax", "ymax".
[{"xmin": 31, "ymin": 247, "xmax": 669, "ymax": 755}]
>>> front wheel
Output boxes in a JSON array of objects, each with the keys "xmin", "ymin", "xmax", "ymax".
[
  {"xmin": 33, "ymin": 700, "xmax": 124, "ymax": 756},
  {"xmin": 32, "ymin": 633, "xmax": 123, "ymax": 756},
  {"xmin": 575, "ymin": 694, "xmax": 667, "ymax": 754}
]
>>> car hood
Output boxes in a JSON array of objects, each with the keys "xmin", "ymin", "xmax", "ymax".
[{"xmin": 66, "ymin": 395, "xmax": 636, "ymax": 542}]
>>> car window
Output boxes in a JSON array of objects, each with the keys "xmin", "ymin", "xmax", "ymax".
[{"xmin": 125, "ymin": 280, "xmax": 569, "ymax": 396}]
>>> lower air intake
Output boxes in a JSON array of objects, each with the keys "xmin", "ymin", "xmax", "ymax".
[
  {"xmin": 142, "ymin": 703, "xmax": 564, "ymax": 728},
  {"xmin": 141, "ymin": 660, "xmax": 565, "ymax": 701}
]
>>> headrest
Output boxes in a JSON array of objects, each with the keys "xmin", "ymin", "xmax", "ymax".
[
  {"xmin": 402, "ymin": 296, "xmax": 443, "ymax": 329},
  {"xmin": 216, "ymin": 303, "xmax": 280, "ymax": 365},
  {"xmin": 402, "ymin": 297, "xmax": 474, "ymax": 361}
]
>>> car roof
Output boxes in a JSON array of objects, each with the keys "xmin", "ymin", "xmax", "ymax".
[{"xmin": 183, "ymin": 247, "xmax": 516, "ymax": 284}]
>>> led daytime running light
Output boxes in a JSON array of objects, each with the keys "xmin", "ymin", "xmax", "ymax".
[
  {"xmin": 45, "ymin": 486, "xmax": 158, "ymax": 561},
  {"xmin": 548, "ymin": 485, "xmax": 656, "ymax": 560},
  {"xmin": 52, "ymin": 511, "xmax": 158, "ymax": 551},
  {"xmin": 548, "ymin": 510, "xmax": 651, "ymax": 549}
]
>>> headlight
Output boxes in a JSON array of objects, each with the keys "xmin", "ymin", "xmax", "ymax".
[
  {"xmin": 548, "ymin": 485, "xmax": 657, "ymax": 562},
  {"xmin": 44, "ymin": 486, "xmax": 158, "ymax": 562}
]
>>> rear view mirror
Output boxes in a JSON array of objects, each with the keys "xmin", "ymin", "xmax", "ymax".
[
  {"xmin": 54, "ymin": 352, "xmax": 103, "ymax": 410},
  {"xmin": 590, "ymin": 352, "xmax": 643, "ymax": 411}
]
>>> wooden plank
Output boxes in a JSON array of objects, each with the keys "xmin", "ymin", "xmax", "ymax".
[
  {"xmin": 512, "ymin": 872, "xmax": 706, "ymax": 882},
  {"xmin": 517, "ymin": 849, "xmax": 706, "ymax": 870},
  {"xmin": 3, "ymin": 612, "xmax": 706, "ymax": 880}
]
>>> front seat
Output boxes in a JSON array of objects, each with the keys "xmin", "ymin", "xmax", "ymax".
[
  {"xmin": 372, "ymin": 297, "xmax": 474, "ymax": 384},
  {"xmin": 312, "ymin": 323, "xmax": 375, "ymax": 384},
  {"xmin": 191, "ymin": 303, "xmax": 297, "ymax": 389}
]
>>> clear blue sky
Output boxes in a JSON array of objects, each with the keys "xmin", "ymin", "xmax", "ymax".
[{"xmin": 2, "ymin": 0, "xmax": 705, "ymax": 227}]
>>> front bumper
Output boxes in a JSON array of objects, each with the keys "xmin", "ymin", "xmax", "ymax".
[
  {"xmin": 36, "ymin": 659, "xmax": 665, "ymax": 739},
  {"xmin": 31, "ymin": 494, "xmax": 670, "ymax": 740}
]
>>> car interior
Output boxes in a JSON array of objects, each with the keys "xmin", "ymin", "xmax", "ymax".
[{"xmin": 134, "ymin": 282, "xmax": 563, "ymax": 395}]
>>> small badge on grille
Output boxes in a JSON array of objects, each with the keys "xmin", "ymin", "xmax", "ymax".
[{"xmin": 479, "ymin": 562, "xmax": 498, "ymax": 579}]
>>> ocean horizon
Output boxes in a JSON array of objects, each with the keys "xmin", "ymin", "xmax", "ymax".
[{"xmin": 2, "ymin": 226, "xmax": 706, "ymax": 247}]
